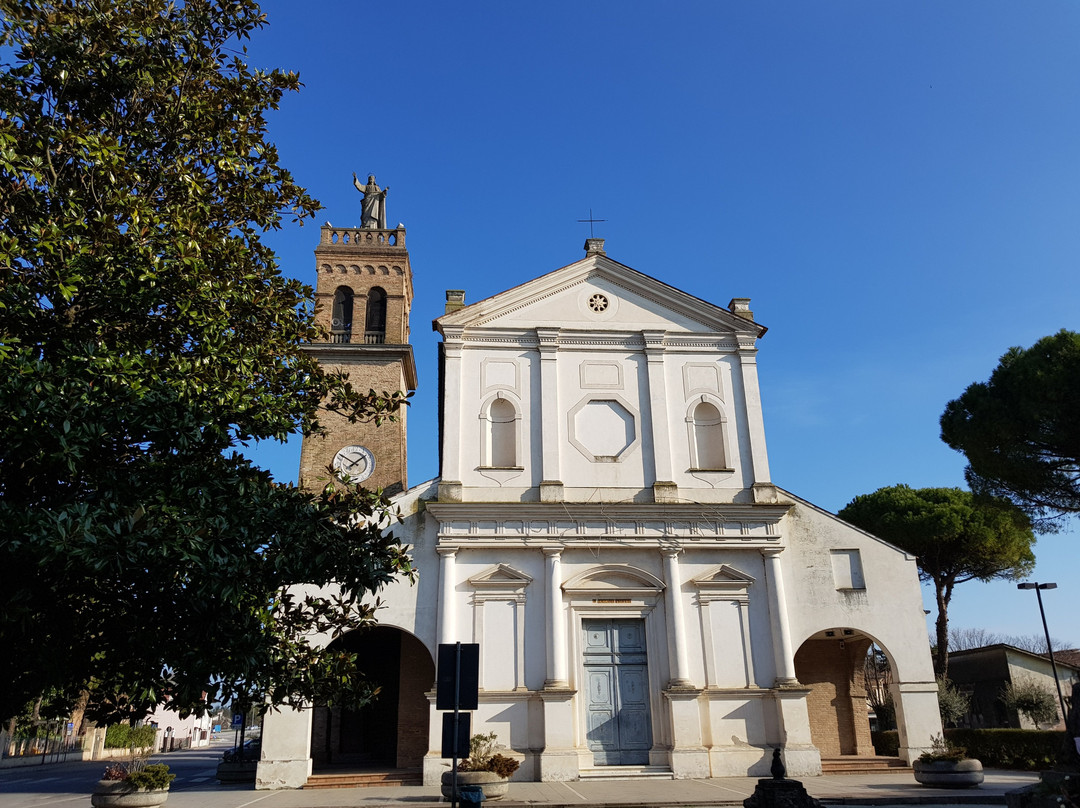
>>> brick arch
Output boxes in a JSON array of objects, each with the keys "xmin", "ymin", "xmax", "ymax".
[
  {"xmin": 310, "ymin": 626, "xmax": 435, "ymax": 770},
  {"xmin": 794, "ymin": 629, "xmax": 877, "ymax": 758}
]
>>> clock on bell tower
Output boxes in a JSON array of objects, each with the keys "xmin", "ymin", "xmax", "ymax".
[{"xmin": 298, "ymin": 175, "xmax": 416, "ymax": 496}]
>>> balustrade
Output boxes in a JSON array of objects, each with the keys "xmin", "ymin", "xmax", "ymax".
[
  {"xmin": 321, "ymin": 226, "xmax": 406, "ymax": 249},
  {"xmin": 325, "ymin": 330, "xmax": 387, "ymax": 345}
]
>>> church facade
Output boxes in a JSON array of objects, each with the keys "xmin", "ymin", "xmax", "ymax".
[{"xmin": 256, "ymin": 209, "xmax": 942, "ymax": 789}]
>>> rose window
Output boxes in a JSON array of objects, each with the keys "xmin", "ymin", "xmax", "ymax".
[{"xmin": 588, "ymin": 293, "xmax": 609, "ymax": 313}]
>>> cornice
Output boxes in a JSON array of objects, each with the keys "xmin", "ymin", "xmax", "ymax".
[
  {"xmin": 446, "ymin": 328, "xmax": 741, "ymax": 353},
  {"xmin": 301, "ymin": 343, "xmax": 418, "ymax": 389}
]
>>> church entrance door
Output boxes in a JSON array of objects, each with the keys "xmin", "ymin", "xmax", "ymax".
[{"xmin": 582, "ymin": 619, "xmax": 652, "ymax": 766}]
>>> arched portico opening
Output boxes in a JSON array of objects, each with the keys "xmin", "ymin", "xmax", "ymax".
[
  {"xmin": 793, "ymin": 628, "xmax": 880, "ymax": 759},
  {"xmin": 310, "ymin": 626, "xmax": 434, "ymax": 771}
]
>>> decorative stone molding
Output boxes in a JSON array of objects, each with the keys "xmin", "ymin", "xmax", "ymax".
[
  {"xmin": 426, "ymin": 502, "xmax": 789, "ymax": 548},
  {"xmin": 566, "ymin": 394, "xmax": 641, "ymax": 463},
  {"xmin": 562, "ymin": 564, "xmax": 666, "ymax": 600}
]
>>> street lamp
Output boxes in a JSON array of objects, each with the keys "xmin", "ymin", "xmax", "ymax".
[{"xmin": 1017, "ymin": 582, "xmax": 1068, "ymax": 723}]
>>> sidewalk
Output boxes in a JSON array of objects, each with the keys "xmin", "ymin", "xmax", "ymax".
[{"xmin": 161, "ymin": 769, "xmax": 1038, "ymax": 808}]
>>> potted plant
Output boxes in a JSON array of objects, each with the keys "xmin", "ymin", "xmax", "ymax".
[
  {"xmin": 441, "ymin": 732, "xmax": 521, "ymax": 802},
  {"xmin": 913, "ymin": 735, "xmax": 983, "ymax": 788},
  {"xmin": 92, "ymin": 763, "xmax": 175, "ymax": 808},
  {"xmin": 92, "ymin": 725, "xmax": 175, "ymax": 808}
]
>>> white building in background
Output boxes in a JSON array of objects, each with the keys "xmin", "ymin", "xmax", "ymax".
[
  {"xmin": 257, "ymin": 222, "xmax": 942, "ymax": 789},
  {"xmin": 143, "ymin": 700, "xmax": 212, "ymax": 751}
]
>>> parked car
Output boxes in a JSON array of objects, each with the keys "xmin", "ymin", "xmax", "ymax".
[{"xmin": 221, "ymin": 738, "xmax": 260, "ymax": 762}]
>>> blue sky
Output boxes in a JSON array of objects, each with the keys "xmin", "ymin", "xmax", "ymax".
[{"xmin": 241, "ymin": 1, "xmax": 1078, "ymax": 646}]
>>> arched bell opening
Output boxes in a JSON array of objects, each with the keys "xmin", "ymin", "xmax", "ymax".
[{"xmin": 310, "ymin": 626, "xmax": 434, "ymax": 771}]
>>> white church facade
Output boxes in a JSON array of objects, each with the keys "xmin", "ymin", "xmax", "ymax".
[{"xmin": 256, "ymin": 212, "xmax": 942, "ymax": 789}]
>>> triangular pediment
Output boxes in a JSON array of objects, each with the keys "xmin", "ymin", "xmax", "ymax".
[
  {"xmin": 691, "ymin": 564, "xmax": 756, "ymax": 591},
  {"xmin": 435, "ymin": 254, "xmax": 766, "ymax": 337},
  {"xmin": 468, "ymin": 563, "xmax": 533, "ymax": 589}
]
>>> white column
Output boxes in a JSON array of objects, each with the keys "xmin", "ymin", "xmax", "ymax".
[
  {"xmin": 257, "ymin": 706, "xmax": 313, "ymax": 789},
  {"xmin": 662, "ymin": 548, "xmax": 692, "ymax": 687},
  {"xmin": 762, "ymin": 548, "xmax": 797, "ymax": 684},
  {"xmin": 643, "ymin": 331, "xmax": 674, "ymax": 483},
  {"xmin": 544, "ymin": 547, "xmax": 568, "ymax": 687},
  {"xmin": 437, "ymin": 547, "xmax": 458, "ymax": 645},
  {"xmin": 536, "ymin": 329, "xmax": 563, "ymax": 500}
]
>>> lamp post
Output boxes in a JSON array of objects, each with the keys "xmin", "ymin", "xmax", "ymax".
[{"xmin": 1017, "ymin": 582, "xmax": 1068, "ymax": 723}]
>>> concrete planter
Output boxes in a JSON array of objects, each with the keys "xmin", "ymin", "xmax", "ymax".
[
  {"xmin": 91, "ymin": 780, "xmax": 170, "ymax": 808},
  {"xmin": 913, "ymin": 758, "xmax": 984, "ymax": 788},
  {"xmin": 440, "ymin": 770, "xmax": 510, "ymax": 801},
  {"xmin": 215, "ymin": 761, "xmax": 257, "ymax": 783}
]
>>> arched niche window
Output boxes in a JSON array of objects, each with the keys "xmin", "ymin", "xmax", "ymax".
[
  {"xmin": 690, "ymin": 400, "xmax": 727, "ymax": 470},
  {"xmin": 365, "ymin": 287, "xmax": 387, "ymax": 343},
  {"xmin": 331, "ymin": 286, "xmax": 354, "ymax": 343},
  {"xmin": 485, "ymin": 397, "xmax": 519, "ymax": 467}
]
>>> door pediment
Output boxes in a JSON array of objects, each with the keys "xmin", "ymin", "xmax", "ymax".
[{"xmin": 562, "ymin": 564, "xmax": 665, "ymax": 598}]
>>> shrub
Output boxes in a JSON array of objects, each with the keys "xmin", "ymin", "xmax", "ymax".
[
  {"xmin": 126, "ymin": 764, "xmax": 175, "ymax": 791},
  {"xmin": 455, "ymin": 732, "xmax": 519, "ymax": 777},
  {"xmin": 1001, "ymin": 678, "xmax": 1060, "ymax": 727},
  {"xmin": 936, "ymin": 677, "xmax": 971, "ymax": 727},
  {"xmin": 918, "ymin": 734, "xmax": 966, "ymax": 763},
  {"xmin": 874, "ymin": 728, "xmax": 1064, "ymax": 770},
  {"xmin": 871, "ymin": 730, "xmax": 899, "ymax": 757},
  {"xmin": 101, "ymin": 762, "xmax": 174, "ymax": 789},
  {"xmin": 944, "ymin": 728, "xmax": 1064, "ymax": 770},
  {"xmin": 103, "ymin": 724, "xmax": 131, "ymax": 749},
  {"xmin": 101, "ymin": 764, "xmax": 128, "ymax": 781},
  {"xmin": 486, "ymin": 754, "xmax": 520, "ymax": 779}
]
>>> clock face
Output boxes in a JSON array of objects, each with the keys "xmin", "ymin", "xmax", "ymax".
[{"xmin": 333, "ymin": 445, "xmax": 375, "ymax": 483}]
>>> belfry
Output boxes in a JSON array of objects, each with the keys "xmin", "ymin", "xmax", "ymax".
[{"xmin": 297, "ymin": 185, "xmax": 415, "ymax": 497}]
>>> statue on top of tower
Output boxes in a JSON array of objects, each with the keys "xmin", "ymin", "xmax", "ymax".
[{"xmin": 352, "ymin": 172, "xmax": 389, "ymax": 229}]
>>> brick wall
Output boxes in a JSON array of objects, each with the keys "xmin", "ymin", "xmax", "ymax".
[
  {"xmin": 297, "ymin": 358, "xmax": 408, "ymax": 496},
  {"xmin": 794, "ymin": 637, "xmax": 874, "ymax": 757},
  {"xmin": 396, "ymin": 636, "xmax": 435, "ymax": 768}
]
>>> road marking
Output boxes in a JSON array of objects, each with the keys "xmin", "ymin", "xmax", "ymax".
[
  {"xmin": 16, "ymin": 796, "xmax": 87, "ymax": 807},
  {"xmin": 559, "ymin": 781, "xmax": 587, "ymax": 801},
  {"xmin": 234, "ymin": 793, "xmax": 277, "ymax": 808}
]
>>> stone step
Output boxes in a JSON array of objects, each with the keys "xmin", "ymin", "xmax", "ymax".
[
  {"xmin": 820, "ymin": 756, "xmax": 911, "ymax": 774},
  {"xmin": 303, "ymin": 769, "xmax": 423, "ymax": 789},
  {"xmin": 579, "ymin": 765, "xmax": 674, "ymax": 780}
]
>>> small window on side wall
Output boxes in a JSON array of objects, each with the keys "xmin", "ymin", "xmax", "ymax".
[{"xmin": 831, "ymin": 549, "xmax": 866, "ymax": 590}]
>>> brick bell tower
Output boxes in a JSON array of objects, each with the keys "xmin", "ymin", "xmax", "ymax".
[{"xmin": 298, "ymin": 174, "xmax": 416, "ymax": 497}]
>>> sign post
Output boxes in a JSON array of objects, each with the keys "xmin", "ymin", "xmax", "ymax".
[{"xmin": 437, "ymin": 643, "xmax": 479, "ymax": 808}]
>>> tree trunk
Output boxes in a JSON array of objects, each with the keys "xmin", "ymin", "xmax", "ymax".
[{"xmin": 934, "ymin": 581, "xmax": 952, "ymax": 680}]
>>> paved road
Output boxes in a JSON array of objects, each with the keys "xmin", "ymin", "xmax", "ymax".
[
  {"xmin": 0, "ymin": 745, "xmax": 1040, "ymax": 808},
  {"xmin": 0, "ymin": 743, "xmax": 234, "ymax": 808}
]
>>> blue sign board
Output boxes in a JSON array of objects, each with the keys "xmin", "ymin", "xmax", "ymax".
[{"xmin": 231, "ymin": 714, "xmax": 243, "ymax": 728}]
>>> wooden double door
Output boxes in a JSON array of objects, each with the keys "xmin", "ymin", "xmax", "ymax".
[{"xmin": 582, "ymin": 619, "xmax": 652, "ymax": 765}]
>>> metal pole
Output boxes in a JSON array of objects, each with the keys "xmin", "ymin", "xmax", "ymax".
[
  {"xmin": 1035, "ymin": 586, "xmax": 1069, "ymax": 723},
  {"xmin": 451, "ymin": 641, "xmax": 461, "ymax": 808}
]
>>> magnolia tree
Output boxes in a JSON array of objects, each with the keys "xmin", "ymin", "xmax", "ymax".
[{"xmin": 0, "ymin": 0, "xmax": 411, "ymax": 724}]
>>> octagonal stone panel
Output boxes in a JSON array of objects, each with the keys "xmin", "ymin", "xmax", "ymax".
[{"xmin": 567, "ymin": 396, "xmax": 640, "ymax": 462}]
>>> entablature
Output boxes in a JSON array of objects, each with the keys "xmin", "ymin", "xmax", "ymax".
[{"xmin": 425, "ymin": 502, "xmax": 790, "ymax": 549}]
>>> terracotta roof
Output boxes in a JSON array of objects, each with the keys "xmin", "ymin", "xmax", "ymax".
[{"xmin": 1051, "ymin": 648, "xmax": 1080, "ymax": 667}]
